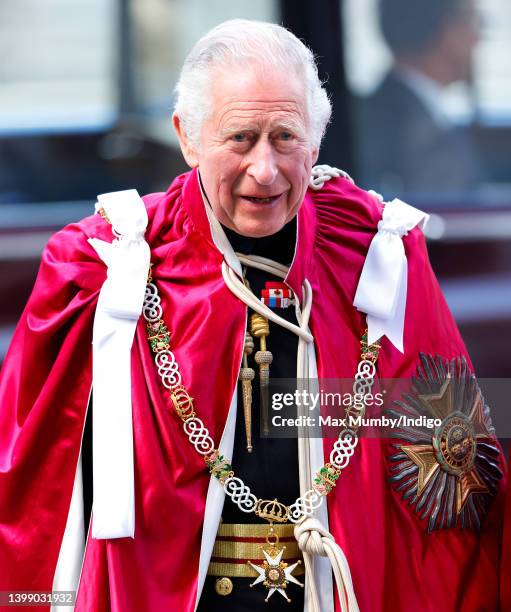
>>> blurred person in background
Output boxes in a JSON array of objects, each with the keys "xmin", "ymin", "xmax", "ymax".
[
  {"xmin": 0, "ymin": 18, "xmax": 507, "ymax": 612},
  {"xmin": 355, "ymin": 0, "xmax": 486, "ymax": 197}
]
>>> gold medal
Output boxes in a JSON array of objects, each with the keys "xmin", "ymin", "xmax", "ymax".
[{"xmin": 247, "ymin": 523, "xmax": 303, "ymax": 602}]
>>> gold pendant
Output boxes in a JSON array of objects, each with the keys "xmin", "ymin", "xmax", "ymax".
[
  {"xmin": 240, "ymin": 331, "xmax": 255, "ymax": 452},
  {"xmin": 247, "ymin": 523, "xmax": 303, "ymax": 602},
  {"xmin": 250, "ymin": 314, "xmax": 273, "ymax": 436}
]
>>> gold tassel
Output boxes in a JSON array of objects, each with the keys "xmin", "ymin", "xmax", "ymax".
[
  {"xmin": 250, "ymin": 313, "xmax": 273, "ymax": 436},
  {"xmin": 239, "ymin": 331, "xmax": 255, "ymax": 452}
]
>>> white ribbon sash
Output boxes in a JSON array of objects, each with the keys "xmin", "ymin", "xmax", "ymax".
[
  {"xmin": 353, "ymin": 198, "xmax": 429, "ymax": 353},
  {"xmin": 88, "ymin": 190, "xmax": 150, "ymax": 538}
]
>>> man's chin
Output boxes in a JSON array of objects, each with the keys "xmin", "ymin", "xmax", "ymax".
[
  {"xmin": 232, "ymin": 198, "xmax": 302, "ymax": 237},
  {"xmin": 229, "ymin": 217, "xmax": 287, "ymax": 238}
]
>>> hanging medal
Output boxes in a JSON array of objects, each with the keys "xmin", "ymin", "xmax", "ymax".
[{"xmin": 247, "ymin": 522, "xmax": 303, "ymax": 602}]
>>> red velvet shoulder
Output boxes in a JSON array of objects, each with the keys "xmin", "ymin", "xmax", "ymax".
[
  {"xmin": 308, "ymin": 173, "xmax": 429, "ymax": 279},
  {"xmin": 308, "ymin": 175, "xmax": 384, "ymax": 239}
]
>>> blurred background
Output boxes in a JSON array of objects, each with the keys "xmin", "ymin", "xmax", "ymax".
[{"xmin": 1, "ymin": 0, "xmax": 510, "ymax": 376}]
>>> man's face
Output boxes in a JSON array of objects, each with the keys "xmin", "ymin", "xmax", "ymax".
[
  {"xmin": 441, "ymin": 0, "xmax": 480, "ymax": 83},
  {"xmin": 174, "ymin": 65, "xmax": 319, "ymax": 237}
]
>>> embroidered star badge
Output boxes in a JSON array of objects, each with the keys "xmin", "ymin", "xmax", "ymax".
[{"xmin": 389, "ymin": 354, "xmax": 502, "ymax": 532}]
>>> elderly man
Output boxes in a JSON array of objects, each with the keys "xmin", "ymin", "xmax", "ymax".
[{"xmin": 0, "ymin": 19, "xmax": 505, "ymax": 612}]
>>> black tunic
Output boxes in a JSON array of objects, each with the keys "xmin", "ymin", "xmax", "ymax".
[{"xmin": 198, "ymin": 219, "xmax": 304, "ymax": 611}]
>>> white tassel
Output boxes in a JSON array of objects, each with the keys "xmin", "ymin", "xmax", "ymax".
[{"xmin": 295, "ymin": 517, "xmax": 360, "ymax": 612}]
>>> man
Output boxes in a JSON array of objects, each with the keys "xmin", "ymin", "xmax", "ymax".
[
  {"xmin": 355, "ymin": 0, "xmax": 486, "ymax": 197},
  {"xmin": 0, "ymin": 19, "xmax": 506, "ymax": 612}
]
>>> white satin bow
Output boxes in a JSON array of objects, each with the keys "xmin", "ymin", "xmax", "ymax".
[
  {"xmin": 353, "ymin": 198, "xmax": 429, "ymax": 353},
  {"xmin": 88, "ymin": 190, "xmax": 150, "ymax": 539}
]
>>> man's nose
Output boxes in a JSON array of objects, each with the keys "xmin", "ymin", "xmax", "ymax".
[{"xmin": 246, "ymin": 140, "xmax": 278, "ymax": 185}]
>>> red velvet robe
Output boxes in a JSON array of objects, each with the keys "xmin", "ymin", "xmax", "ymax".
[{"xmin": 0, "ymin": 168, "xmax": 506, "ymax": 611}]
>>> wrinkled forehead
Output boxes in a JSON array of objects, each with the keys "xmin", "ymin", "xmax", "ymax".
[{"xmin": 206, "ymin": 62, "xmax": 309, "ymax": 129}]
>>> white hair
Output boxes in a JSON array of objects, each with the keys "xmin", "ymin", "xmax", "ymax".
[{"xmin": 174, "ymin": 19, "xmax": 332, "ymax": 149}]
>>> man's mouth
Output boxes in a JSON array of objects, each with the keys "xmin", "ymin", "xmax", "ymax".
[{"xmin": 241, "ymin": 194, "xmax": 282, "ymax": 204}]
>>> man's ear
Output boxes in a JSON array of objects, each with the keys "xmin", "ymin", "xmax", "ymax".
[
  {"xmin": 311, "ymin": 145, "xmax": 319, "ymax": 166},
  {"xmin": 172, "ymin": 113, "xmax": 199, "ymax": 168}
]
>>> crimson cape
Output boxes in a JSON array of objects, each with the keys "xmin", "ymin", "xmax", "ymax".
[{"xmin": 0, "ymin": 168, "xmax": 506, "ymax": 611}]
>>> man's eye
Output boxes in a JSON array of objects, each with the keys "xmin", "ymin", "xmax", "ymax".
[
  {"xmin": 277, "ymin": 131, "xmax": 294, "ymax": 142},
  {"xmin": 232, "ymin": 133, "xmax": 247, "ymax": 142}
]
